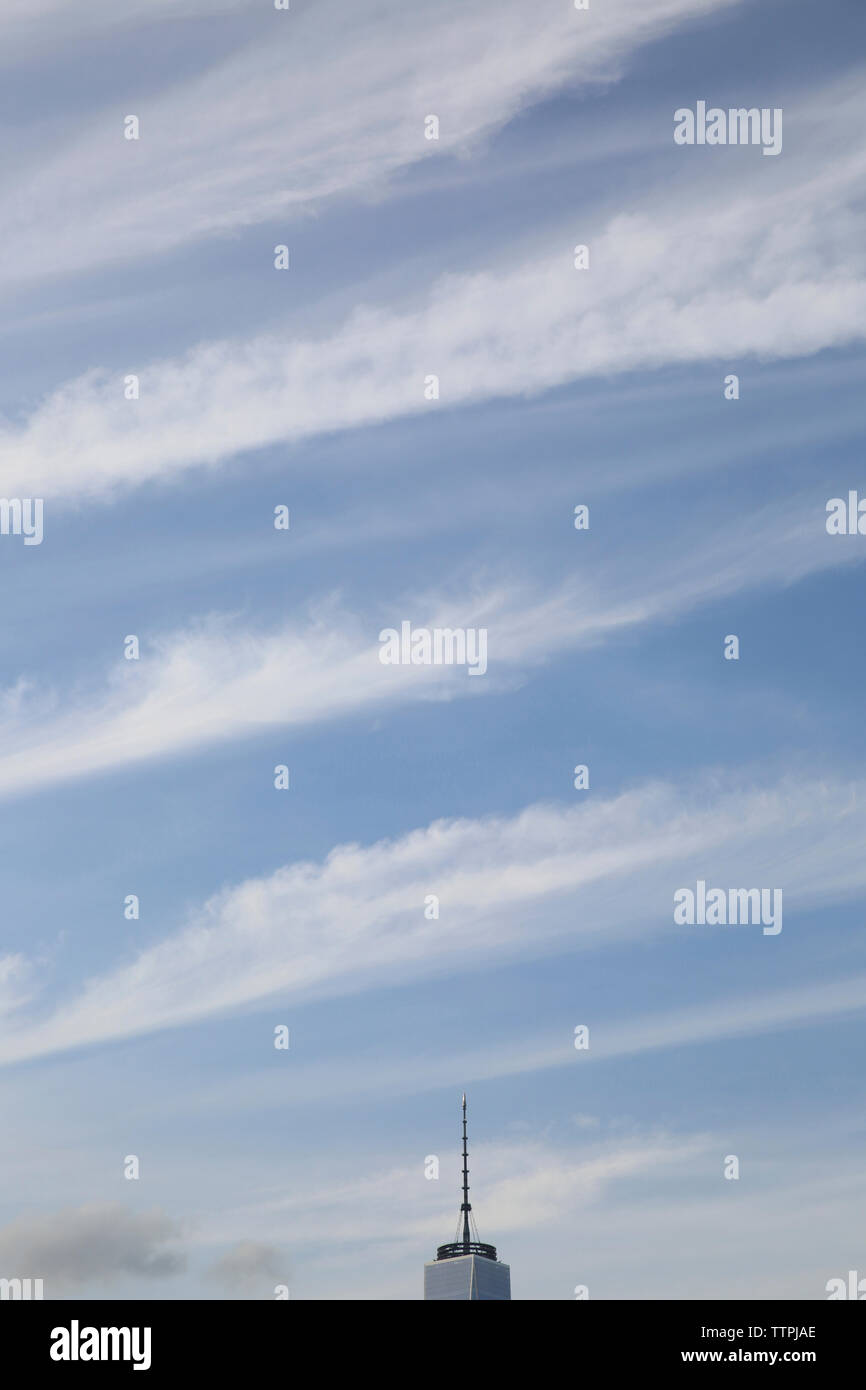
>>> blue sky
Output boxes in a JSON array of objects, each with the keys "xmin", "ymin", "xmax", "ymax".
[{"xmin": 1, "ymin": 0, "xmax": 865, "ymax": 1300}]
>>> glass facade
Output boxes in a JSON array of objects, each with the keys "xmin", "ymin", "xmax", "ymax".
[{"xmin": 424, "ymin": 1254, "xmax": 511, "ymax": 1300}]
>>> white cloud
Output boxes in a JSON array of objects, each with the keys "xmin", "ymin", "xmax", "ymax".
[
  {"xmin": 1, "ymin": 0, "xmax": 242, "ymax": 40},
  {"xmin": 3, "ymin": 89, "xmax": 863, "ymax": 502},
  {"xmin": 2, "ymin": 770, "xmax": 865, "ymax": 1065},
  {"xmin": 0, "ymin": 494, "xmax": 858, "ymax": 801},
  {"xmin": 197, "ymin": 1129, "xmax": 708, "ymax": 1258},
  {"xmin": 189, "ymin": 971, "xmax": 866, "ymax": 1115},
  {"xmin": 0, "ymin": 0, "xmax": 739, "ymax": 287}
]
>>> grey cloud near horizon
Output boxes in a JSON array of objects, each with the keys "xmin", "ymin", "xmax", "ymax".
[
  {"xmin": 0, "ymin": 1203, "xmax": 185, "ymax": 1290},
  {"xmin": 206, "ymin": 1240, "xmax": 285, "ymax": 1292}
]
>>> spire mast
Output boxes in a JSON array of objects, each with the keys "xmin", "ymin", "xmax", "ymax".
[
  {"xmin": 433, "ymin": 1091, "xmax": 498, "ymax": 1264},
  {"xmin": 460, "ymin": 1092, "xmax": 471, "ymax": 1249}
]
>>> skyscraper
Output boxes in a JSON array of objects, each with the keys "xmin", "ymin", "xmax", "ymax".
[{"xmin": 424, "ymin": 1094, "xmax": 511, "ymax": 1300}]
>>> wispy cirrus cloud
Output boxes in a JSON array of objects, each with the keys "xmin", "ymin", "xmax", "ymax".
[
  {"xmin": 0, "ymin": 0, "xmax": 243, "ymax": 48},
  {"xmin": 185, "ymin": 973, "xmax": 866, "ymax": 1115},
  {"xmin": 0, "ymin": 491, "xmax": 860, "ymax": 802},
  {"xmin": 3, "ymin": 91, "xmax": 863, "ymax": 502},
  {"xmin": 0, "ymin": 0, "xmax": 740, "ymax": 287},
  {"xmin": 1, "ymin": 769, "xmax": 865, "ymax": 1065},
  {"xmin": 216, "ymin": 1133, "xmax": 710, "ymax": 1253}
]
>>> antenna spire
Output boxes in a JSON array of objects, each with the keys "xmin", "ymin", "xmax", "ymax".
[
  {"xmin": 432, "ymin": 1092, "xmax": 498, "ymax": 1263},
  {"xmin": 460, "ymin": 1092, "xmax": 471, "ymax": 1249}
]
